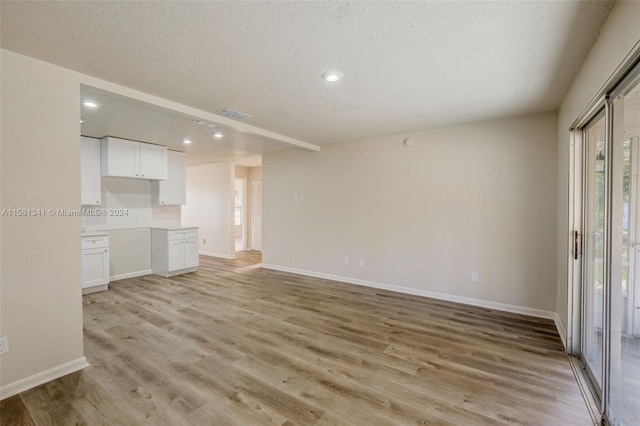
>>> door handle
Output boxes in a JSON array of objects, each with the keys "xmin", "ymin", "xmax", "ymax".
[{"xmin": 574, "ymin": 231, "xmax": 579, "ymax": 260}]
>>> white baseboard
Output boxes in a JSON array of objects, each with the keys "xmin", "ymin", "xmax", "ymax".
[
  {"xmin": 261, "ymin": 263, "xmax": 557, "ymax": 320},
  {"xmin": 200, "ymin": 251, "xmax": 235, "ymax": 260},
  {"xmin": 110, "ymin": 269, "xmax": 153, "ymax": 281},
  {"xmin": 0, "ymin": 356, "xmax": 89, "ymax": 400},
  {"xmin": 554, "ymin": 314, "xmax": 567, "ymax": 350}
]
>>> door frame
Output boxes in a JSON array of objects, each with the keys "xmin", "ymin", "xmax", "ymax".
[
  {"xmin": 567, "ymin": 55, "xmax": 640, "ymax": 424},
  {"xmin": 234, "ymin": 177, "xmax": 249, "ymax": 252},
  {"xmin": 250, "ymin": 179, "xmax": 262, "ymax": 251}
]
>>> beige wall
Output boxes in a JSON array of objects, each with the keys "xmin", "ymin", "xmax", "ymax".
[
  {"xmin": 263, "ymin": 112, "xmax": 558, "ymax": 314},
  {"xmin": 182, "ymin": 162, "xmax": 235, "ymax": 258},
  {"xmin": 108, "ymin": 228, "xmax": 152, "ymax": 278},
  {"xmin": 0, "ymin": 50, "xmax": 85, "ymax": 390},
  {"xmin": 556, "ymin": 1, "xmax": 640, "ymax": 338},
  {"xmin": 235, "ymin": 165, "xmax": 249, "ymax": 179},
  {"xmin": 249, "ymin": 167, "xmax": 262, "ymax": 181},
  {"xmin": 0, "ymin": 48, "xmax": 201, "ymax": 397}
]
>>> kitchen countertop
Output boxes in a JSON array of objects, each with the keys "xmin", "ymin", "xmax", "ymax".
[
  {"xmin": 151, "ymin": 226, "xmax": 199, "ymax": 231},
  {"xmin": 81, "ymin": 231, "xmax": 109, "ymax": 237}
]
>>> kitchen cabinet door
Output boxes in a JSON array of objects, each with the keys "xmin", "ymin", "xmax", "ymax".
[
  {"xmin": 139, "ymin": 143, "xmax": 167, "ymax": 180},
  {"xmin": 152, "ymin": 150, "xmax": 185, "ymax": 205},
  {"xmin": 184, "ymin": 238, "xmax": 199, "ymax": 268},
  {"xmin": 101, "ymin": 137, "xmax": 138, "ymax": 178},
  {"xmin": 168, "ymin": 239, "xmax": 186, "ymax": 271},
  {"xmin": 82, "ymin": 247, "xmax": 109, "ymax": 288}
]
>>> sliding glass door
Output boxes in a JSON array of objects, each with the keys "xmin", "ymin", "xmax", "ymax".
[
  {"xmin": 577, "ymin": 63, "xmax": 640, "ymax": 425},
  {"xmin": 582, "ymin": 111, "xmax": 607, "ymax": 395},
  {"xmin": 608, "ymin": 70, "xmax": 640, "ymax": 426}
]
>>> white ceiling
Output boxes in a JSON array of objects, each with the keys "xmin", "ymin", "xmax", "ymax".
[{"xmin": 1, "ymin": 1, "xmax": 615, "ymax": 149}]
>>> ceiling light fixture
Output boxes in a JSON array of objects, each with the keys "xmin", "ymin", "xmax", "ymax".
[
  {"xmin": 80, "ymin": 118, "xmax": 85, "ymax": 124},
  {"xmin": 322, "ymin": 70, "xmax": 344, "ymax": 82},
  {"xmin": 212, "ymin": 131, "xmax": 223, "ymax": 139},
  {"xmin": 83, "ymin": 100, "xmax": 100, "ymax": 108},
  {"xmin": 182, "ymin": 138, "xmax": 191, "ymax": 144}
]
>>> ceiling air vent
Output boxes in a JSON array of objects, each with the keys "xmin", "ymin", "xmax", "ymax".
[{"xmin": 218, "ymin": 108, "xmax": 251, "ymax": 120}]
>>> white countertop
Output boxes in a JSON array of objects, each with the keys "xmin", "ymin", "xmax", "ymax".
[
  {"xmin": 81, "ymin": 231, "xmax": 109, "ymax": 237},
  {"xmin": 151, "ymin": 226, "xmax": 199, "ymax": 231}
]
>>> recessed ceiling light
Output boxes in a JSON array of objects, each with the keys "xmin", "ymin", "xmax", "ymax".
[
  {"xmin": 182, "ymin": 138, "xmax": 191, "ymax": 144},
  {"xmin": 212, "ymin": 131, "xmax": 223, "ymax": 139},
  {"xmin": 321, "ymin": 70, "xmax": 343, "ymax": 82},
  {"xmin": 83, "ymin": 100, "xmax": 100, "ymax": 108}
]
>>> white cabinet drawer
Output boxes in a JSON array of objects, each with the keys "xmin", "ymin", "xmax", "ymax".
[
  {"xmin": 81, "ymin": 236, "xmax": 109, "ymax": 249},
  {"xmin": 167, "ymin": 229, "xmax": 198, "ymax": 241}
]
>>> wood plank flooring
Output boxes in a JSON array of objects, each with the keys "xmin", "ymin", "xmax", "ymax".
[{"xmin": 1, "ymin": 252, "xmax": 592, "ymax": 425}]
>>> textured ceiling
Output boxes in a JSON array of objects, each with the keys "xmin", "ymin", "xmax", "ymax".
[{"xmin": 1, "ymin": 1, "xmax": 615, "ymax": 145}]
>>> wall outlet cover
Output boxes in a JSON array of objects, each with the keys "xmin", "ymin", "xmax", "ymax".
[{"xmin": 0, "ymin": 336, "xmax": 9, "ymax": 355}]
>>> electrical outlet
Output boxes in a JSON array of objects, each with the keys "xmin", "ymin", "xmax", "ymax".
[
  {"xmin": 344, "ymin": 257, "xmax": 350, "ymax": 265},
  {"xmin": 0, "ymin": 336, "xmax": 9, "ymax": 355},
  {"xmin": 358, "ymin": 259, "xmax": 364, "ymax": 268},
  {"xmin": 202, "ymin": 238, "xmax": 206, "ymax": 245},
  {"xmin": 471, "ymin": 273, "xmax": 479, "ymax": 282}
]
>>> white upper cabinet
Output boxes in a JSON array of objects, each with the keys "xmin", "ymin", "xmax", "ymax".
[
  {"xmin": 81, "ymin": 136, "xmax": 101, "ymax": 205},
  {"xmin": 139, "ymin": 143, "xmax": 168, "ymax": 179},
  {"xmin": 101, "ymin": 137, "xmax": 167, "ymax": 180},
  {"xmin": 152, "ymin": 150, "xmax": 186, "ymax": 205}
]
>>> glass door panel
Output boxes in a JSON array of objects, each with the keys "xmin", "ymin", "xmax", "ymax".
[
  {"xmin": 609, "ymin": 74, "xmax": 640, "ymax": 426},
  {"xmin": 583, "ymin": 111, "xmax": 607, "ymax": 393}
]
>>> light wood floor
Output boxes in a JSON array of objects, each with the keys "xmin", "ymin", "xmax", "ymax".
[{"xmin": 2, "ymin": 252, "xmax": 593, "ymax": 425}]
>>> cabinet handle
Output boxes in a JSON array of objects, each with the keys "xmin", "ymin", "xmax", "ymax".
[{"xmin": 104, "ymin": 249, "xmax": 108, "ymax": 252}]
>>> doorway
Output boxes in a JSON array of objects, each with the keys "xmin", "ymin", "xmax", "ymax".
[
  {"xmin": 571, "ymin": 61, "xmax": 640, "ymax": 425},
  {"xmin": 235, "ymin": 178, "xmax": 248, "ymax": 252}
]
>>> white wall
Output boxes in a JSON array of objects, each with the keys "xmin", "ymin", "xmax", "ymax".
[
  {"xmin": 263, "ymin": 112, "xmax": 558, "ymax": 315},
  {"xmin": 556, "ymin": 1, "xmax": 640, "ymax": 336},
  {"xmin": 0, "ymin": 50, "xmax": 86, "ymax": 394},
  {"xmin": 81, "ymin": 176, "xmax": 181, "ymax": 232},
  {"xmin": 182, "ymin": 162, "xmax": 235, "ymax": 259}
]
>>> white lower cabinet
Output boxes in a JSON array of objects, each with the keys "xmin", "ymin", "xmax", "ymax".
[
  {"xmin": 81, "ymin": 234, "xmax": 110, "ymax": 295},
  {"xmin": 152, "ymin": 227, "xmax": 199, "ymax": 277}
]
